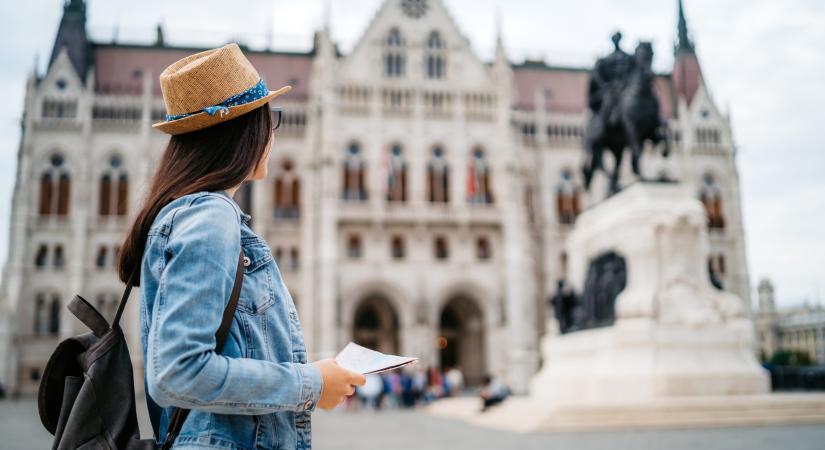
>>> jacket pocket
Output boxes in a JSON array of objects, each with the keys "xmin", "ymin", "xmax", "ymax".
[{"xmin": 236, "ymin": 237, "xmax": 275, "ymax": 315}]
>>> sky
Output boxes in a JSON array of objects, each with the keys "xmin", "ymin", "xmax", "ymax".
[{"xmin": 0, "ymin": 0, "xmax": 822, "ymax": 308}]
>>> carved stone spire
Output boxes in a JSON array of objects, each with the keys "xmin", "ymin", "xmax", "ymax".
[
  {"xmin": 154, "ymin": 23, "xmax": 165, "ymax": 47},
  {"xmin": 494, "ymin": 8, "xmax": 506, "ymax": 66},
  {"xmin": 673, "ymin": 0, "xmax": 702, "ymax": 105},
  {"xmin": 675, "ymin": 0, "xmax": 695, "ymax": 54},
  {"xmin": 49, "ymin": 0, "xmax": 89, "ymax": 77},
  {"xmin": 492, "ymin": 7, "xmax": 511, "ymax": 87}
]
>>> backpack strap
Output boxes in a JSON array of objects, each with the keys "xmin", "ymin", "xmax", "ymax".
[
  {"xmin": 67, "ymin": 295, "xmax": 110, "ymax": 337},
  {"xmin": 161, "ymin": 247, "xmax": 245, "ymax": 450},
  {"xmin": 112, "ymin": 259, "xmax": 140, "ymax": 330}
]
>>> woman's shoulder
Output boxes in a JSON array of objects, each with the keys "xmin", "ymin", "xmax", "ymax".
[{"xmin": 150, "ymin": 191, "xmax": 242, "ymax": 238}]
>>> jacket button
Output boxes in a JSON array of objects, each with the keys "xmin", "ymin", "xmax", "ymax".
[
  {"xmin": 304, "ymin": 400, "xmax": 313, "ymax": 410},
  {"xmin": 243, "ymin": 256, "xmax": 251, "ymax": 267}
]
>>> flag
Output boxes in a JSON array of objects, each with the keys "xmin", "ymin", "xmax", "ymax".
[
  {"xmin": 467, "ymin": 161, "xmax": 476, "ymax": 200},
  {"xmin": 383, "ymin": 147, "xmax": 391, "ymax": 199}
]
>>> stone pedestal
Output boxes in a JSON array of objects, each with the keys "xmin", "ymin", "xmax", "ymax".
[{"xmin": 530, "ymin": 182, "xmax": 769, "ymax": 404}]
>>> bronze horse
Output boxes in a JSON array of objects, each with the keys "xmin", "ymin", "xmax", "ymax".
[{"xmin": 582, "ymin": 41, "xmax": 670, "ymax": 194}]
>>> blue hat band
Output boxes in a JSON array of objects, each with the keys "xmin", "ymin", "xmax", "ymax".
[{"xmin": 165, "ymin": 78, "xmax": 270, "ymax": 122}]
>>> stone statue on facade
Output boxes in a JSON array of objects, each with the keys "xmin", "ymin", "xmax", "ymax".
[
  {"xmin": 548, "ymin": 252, "xmax": 627, "ymax": 334},
  {"xmin": 582, "ymin": 32, "xmax": 670, "ymax": 194}
]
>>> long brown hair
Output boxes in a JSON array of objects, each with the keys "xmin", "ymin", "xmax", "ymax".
[{"xmin": 117, "ymin": 104, "xmax": 273, "ymax": 285}]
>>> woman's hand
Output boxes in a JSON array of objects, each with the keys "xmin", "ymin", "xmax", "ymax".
[{"xmin": 312, "ymin": 359, "xmax": 366, "ymax": 410}]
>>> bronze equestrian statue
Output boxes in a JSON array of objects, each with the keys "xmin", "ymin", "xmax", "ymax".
[{"xmin": 582, "ymin": 32, "xmax": 670, "ymax": 194}]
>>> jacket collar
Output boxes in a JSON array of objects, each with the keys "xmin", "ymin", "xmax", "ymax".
[{"xmin": 215, "ymin": 189, "xmax": 252, "ymax": 225}]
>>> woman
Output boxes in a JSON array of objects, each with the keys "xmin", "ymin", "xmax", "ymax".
[{"xmin": 116, "ymin": 43, "xmax": 364, "ymax": 449}]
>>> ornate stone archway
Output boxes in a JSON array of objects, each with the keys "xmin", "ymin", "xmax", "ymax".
[
  {"xmin": 438, "ymin": 295, "xmax": 486, "ymax": 386},
  {"xmin": 352, "ymin": 295, "xmax": 400, "ymax": 355},
  {"xmin": 342, "ymin": 278, "xmax": 414, "ymax": 357}
]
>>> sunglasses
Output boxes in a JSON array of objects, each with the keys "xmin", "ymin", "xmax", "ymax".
[{"xmin": 271, "ymin": 106, "xmax": 283, "ymax": 131}]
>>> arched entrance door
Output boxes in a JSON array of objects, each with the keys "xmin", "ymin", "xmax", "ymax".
[
  {"xmin": 352, "ymin": 295, "xmax": 399, "ymax": 355},
  {"xmin": 439, "ymin": 296, "xmax": 485, "ymax": 385}
]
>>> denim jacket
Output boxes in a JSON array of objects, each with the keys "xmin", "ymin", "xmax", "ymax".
[{"xmin": 139, "ymin": 189, "xmax": 323, "ymax": 450}]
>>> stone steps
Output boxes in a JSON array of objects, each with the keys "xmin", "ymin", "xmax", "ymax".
[{"xmin": 426, "ymin": 394, "xmax": 825, "ymax": 432}]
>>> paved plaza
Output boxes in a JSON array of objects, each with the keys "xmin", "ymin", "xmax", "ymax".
[{"xmin": 2, "ymin": 397, "xmax": 825, "ymax": 450}]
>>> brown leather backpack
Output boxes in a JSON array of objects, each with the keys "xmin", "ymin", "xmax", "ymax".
[{"xmin": 38, "ymin": 249, "xmax": 244, "ymax": 450}]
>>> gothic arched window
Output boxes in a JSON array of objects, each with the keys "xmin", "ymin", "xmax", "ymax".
[
  {"xmin": 95, "ymin": 245, "xmax": 108, "ymax": 269},
  {"xmin": 434, "ymin": 236, "xmax": 449, "ymax": 260},
  {"xmin": 99, "ymin": 154, "xmax": 128, "ymax": 216},
  {"xmin": 49, "ymin": 294, "xmax": 60, "ymax": 335},
  {"xmin": 427, "ymin": 147, "xmax": 449, "ymax": 203},
  {"xmin": 384, "ymin": 28, "xmax": 405, "ymax": 78},
  {"xmin": 467, "ymin": 147, "xmax": 493, "ymax": 204},
  {"xmin": 274, "ymin": 159, "xmax": 301, "ymax": 219},
  {"xmin": 39, "ymin": 173, "xmax": 52, "ymax": 215},
  {"xmin": 386, "ymin": 144, "xmax": 407, "ymax": 202},
  {"xmin": 342, "ymin": 142, "xmax": 367, "ymax": 201},
  {"xmin": 476, "ymin": 237, "xmax": 491, "ymax": 260},
  {"xmin": 53, "ymin": 244, "xmax": 65, "ymax": 269},
  {"xmin": 699, "ymin": 173, "xmax": 725, "ymax": 229},
  {"xmin": 428, "ymin": 31, "xmax": 444, "ymax": 49},
  {"xmin": 117, "ymin": 173, "xmax": 128, "ymax": 215},
  {"xmin": 57, "ymin": 172, "xmax": 71, "ymax": 215},
  {"xmin": 347, "ymin": 235, "xmax": 363, "ymax": 259},
  {"xmin": 425, "ymin": 31, "xmax": 446, "ymax": 79},
  {"xmin": 35, "ymin": 244, "xmax": 48, "ymax": 268},
  {"xmin": 391, "ymin": 235, "xmax": 405, "ymax": 259},
  {"xmin": 556, "ymin": 168, "xmax": 581, "ymax": 225},
  {"xmin": 39, "ymin": 153, "xmax": 71, "ymax": 216},
  {"xmin": 33, "ymin": 293, "xmax": 47, "ymax": 335}
]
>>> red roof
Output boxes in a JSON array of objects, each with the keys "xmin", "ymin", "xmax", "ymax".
[
  {"xmin": 673, "ymin": 52, "xmax": 702, "ymax": 106},
  {"xmin": 512, "ymin": 64, "xmax": 591, "ymax": 114},
  {"xmin": 92, "ymin": 44, "xmax": 313, "ymax": 100},
  {"xmin": 511, "ymin": 61, "xmax": 676, "ymax": 118},
  {"xmin": 91, "ymin": 43, "xmax": 680, "ymax": 118}
]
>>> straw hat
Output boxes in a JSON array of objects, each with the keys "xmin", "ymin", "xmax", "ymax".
[{"xmin": 153, "ymin": 43, "xmax": 290, "ymax": 135}]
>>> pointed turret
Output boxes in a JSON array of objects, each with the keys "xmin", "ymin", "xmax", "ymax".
[
  {"xmin": 309, "ymin": 1, "xmax": 337, "ymax": 105},
  {"xmin": 492, "ymin": 8, "xmax": 511, "ymax": 84},
  {"xmin": 757, "ymin": 278, "xmax": 776, "ymax": 314},
  {"xmin": 310, "ymin": 0, "xmax": 336, "ymax": 59},
  {"xmin": 672, "ymin": 0, "xmax": 702, "ymax": 106},
  {"xmin": 311, "ymin": 25, "xmax": 335, "ymax": 61},
  {"xmin": 154, "ymin": 23, "xmax": 165, "ymax": 47},
  {"xmin": 675, "ymin": 0, "xmax": 695, "ymax": 54},
  {"xmin": 48, "ymin": 0, "xmax": 89, "ymax": 78},
  {"xmin": 494, "ymin": 9, "xmax": 505, "ymax": 62}
]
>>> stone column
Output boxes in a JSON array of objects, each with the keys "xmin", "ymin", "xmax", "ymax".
[
  {"xmin": 1, "ymin": 73, "xmax": 39, "ymax": 393},
  {"xmin": 498, "ymin": 110, "xmax": 537, "ymax": 393},
  {"xmin": 62, "ymin": 72, "xmax": 93, "ymax": 339},
  {"xmin": 303, "ymin": 28, "xmax": 339, "ymax": 360}
]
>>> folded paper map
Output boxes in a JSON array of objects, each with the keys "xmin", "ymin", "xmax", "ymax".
[{"xmin": 334, "ymin": 342, "xmax": 418, "ymax": 375}]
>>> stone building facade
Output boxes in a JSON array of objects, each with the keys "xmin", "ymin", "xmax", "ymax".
[
  {"xmin": 0, "ymin": 0, "xmax": 750, "ymax": 395},
  {"xmin": 755, "ymin": 278, "xmax": 825, "ymax": 365}
]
